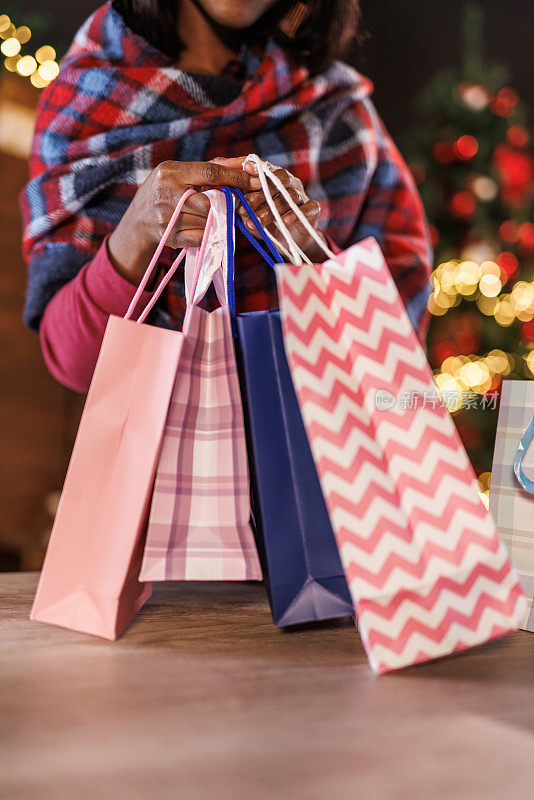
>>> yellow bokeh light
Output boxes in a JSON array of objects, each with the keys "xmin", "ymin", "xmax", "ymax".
[
  {"xmin": 456, "ymin": 281, "xmax": 478, "ymax": 297},
  {"xmin": 526, "ymin": 351, "xmax": 534, "ymax": 377},
  {"xmin": 510, "ymin": 281, "xmax": 534, "ymax": 321},
  {"xmin": 0, "ymin": 14, "xmax": 10, "ymax": 33},
  {"xmin": 14, "ymin": 25, "xmax": 31, "ymax": 44},
  {"xmin": 427, "ymin": 295, "xmax": 448, "ymax": 316},
  {"xmin": 477, "ymin": 294, "xmax": 498, "ymax": 316},
  {"xmin": 494, "ymin": 298, "xmax": 515, "ymax": 326},
  {"xmin": 440, "ymin": 272, "xmax": 458, "ymax": 294},
  {"xmin": 0, "ymin": 20, "xmax": 14, "ymax": 40},
  {"xmin": 1, "ymin": 37, "xmax": 21, "ymax": 57},
  {"xmin": 458, "ymin": 260, "xmax": 480, "ymax": 284},
  {"xmin": 479, "ymin": 273, "xmax": 502, "ymax": 297},
  {"xmin": 30, "ymin": 71, "xmax": 50, "ymax": 88},
  {"xmin": 485, "ymin": 350, "xmax": 511, "ymax": 376},
  {"xmin": 460, "ymin": 361, "xmax": 490, "ymax": 389},
  {"xmin": 441, "ymin": 356, "xmax": 466, "ymax": 376},
  {"xmin": 434, "ymin": 372, "xmax": 464, "ymax": 411},
  {"xmin": 16, "ymin": 54, "xmax": 37, "ymax": 76},
  {"xmin": 4, "ymin": 54, "xmax": 20, "ymax": 71},
  {"xmin": 478, "ymin": 471, "xmax": 492, "ymax": 491},
  {"xmin": 436, "ymin": 291, "xmax": 456, "ymax": 309},
  {"xmin": 35, "ymin": 45, "xmax": 56, "ymax": 64},
  {"xmin": 38, "ymin": 59, "xmax": 59, "ymax": 82},
  {"xmin": 480, "ymin": 260, "xmax": 501, "ymax": 277},
  {"xmin": 435, "ymin": 372, "xmax": 457, "ymax": 392}
]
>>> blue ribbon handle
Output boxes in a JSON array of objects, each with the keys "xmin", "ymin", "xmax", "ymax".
[
  {"xmin": 222, "ymin": 188, "xmax": 236, "ymax": 317},
  {"xmin": 220, "ymin": 187, "xmax": 283, "ymax": 317},
  {"xmin": 514, "ymin": 414, "xmax": 534, "ymax": 494}
]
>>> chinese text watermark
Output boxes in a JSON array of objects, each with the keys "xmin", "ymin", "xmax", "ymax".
[{"xmin": 374, "ymin": 389, "xmax": 497, "ymax": 412}]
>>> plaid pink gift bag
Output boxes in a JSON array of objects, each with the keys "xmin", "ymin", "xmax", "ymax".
[
  {"xmin": 490, "ymin": 380, "xmax": 534, "ymax": 631},
  {"xmin": 139, "ymin": 192, "xmax": 262, "ymax": 582}
]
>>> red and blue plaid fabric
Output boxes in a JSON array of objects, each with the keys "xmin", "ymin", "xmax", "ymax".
[{"xmin": 20, "ymin": 0, "xmax": 432, "ymax": 338}]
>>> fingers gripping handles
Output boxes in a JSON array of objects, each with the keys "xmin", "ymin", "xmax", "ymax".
[
  {"xmin": 123, "ymin": 155, "xmax": 332, "ymax": 325},
  {"xmin": 124, "ymin": 188, "xmax": 215, "ymax": 325},
  {"xmin": 220, "ymin": 187, "xmax": 284, "ymax": 318},
  {"xmin": 242, "ymin": 154, "xmax": 336, "ymax": 266}
]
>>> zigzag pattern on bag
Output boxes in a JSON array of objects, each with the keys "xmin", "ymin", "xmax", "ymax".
[{"xmin": 276, "ymin": 237, "xmax": 523, "ymax": 673}]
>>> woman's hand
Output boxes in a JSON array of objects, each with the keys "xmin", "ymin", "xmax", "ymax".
[
  {"xmin": 107, "ymin": 160, "xmax": 260, "ymax": 286},
  {"xmin": 214, "ymin": 157, "xmax": 326, "ymax": 262}
]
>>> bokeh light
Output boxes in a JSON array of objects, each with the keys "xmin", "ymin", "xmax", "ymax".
[
  {"xmin": 37, "ymin": 59, "xmax": 59, "ymax": 82},
  {"xmin": 16, "ymin": 54, "xmax": 36, "ymax": 76},
  {"xmin": 35, "ymin": 45, "xmax": 56, "ymax": 64},
  {"xmin": 1, "ymin": 37, "xmax": 21, "ymax": 57}
]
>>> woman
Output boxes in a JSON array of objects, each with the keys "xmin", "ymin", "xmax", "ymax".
[{"xmin": 20, "ymin": 0, "xmax": 432, "ymax": 394}]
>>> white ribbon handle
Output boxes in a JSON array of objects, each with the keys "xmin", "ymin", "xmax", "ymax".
[
  {"xmin": 184, "ymin": 190, "xmax": 233, "ymax": 309},
  {"xmin": 138, "ymin": 207, "xmax": 215, "ymax": 326},
  {"xmin": 243, "ymin": 154, "xmax": 336, "ymax": 265}
]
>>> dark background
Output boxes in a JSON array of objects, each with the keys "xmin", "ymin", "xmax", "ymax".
[{"xmin": 19, "ymin": 0, "xmax": 534, "ymax": 138}]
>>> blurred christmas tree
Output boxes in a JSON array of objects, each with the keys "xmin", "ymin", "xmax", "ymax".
[{"xmin": 404, "ymin": 2, "xmax": 534, "ymax": 492}]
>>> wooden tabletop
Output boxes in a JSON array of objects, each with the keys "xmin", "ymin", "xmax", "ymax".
[{"xmin": 2, "ymin": 572, "xmax": 534, "ymax": 799}]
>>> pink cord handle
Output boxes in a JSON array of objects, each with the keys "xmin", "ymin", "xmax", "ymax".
[
  {"xmin": 137, "ymin": 207, "xmax": 215, "ymax": 326},
  {"xmin": 124, "ymin": 188, "xmax": 196, "ymax": 321}
]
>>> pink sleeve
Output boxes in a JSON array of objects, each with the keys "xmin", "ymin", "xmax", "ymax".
[{"xmin": 39, "ymin": 236, "xmax": 155, "ymax": 394}]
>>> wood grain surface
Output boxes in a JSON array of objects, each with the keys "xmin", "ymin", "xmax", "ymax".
[{"xmin": 1, "ymin": 572, "xmax": 534, "ymax": 799}]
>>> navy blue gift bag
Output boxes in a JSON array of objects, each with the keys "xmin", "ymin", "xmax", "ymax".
[{"xmin": 222, "ymin": 189, "xmax": 354, "ymax": 627}]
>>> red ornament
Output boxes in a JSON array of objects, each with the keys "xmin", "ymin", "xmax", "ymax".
[
  {"xmin": 519, "ymin": 222, "xmax": 534, "ymax": 250},
  {"xmin": 521, "ymin": 320, "xmax": 534, "ymax": 342},
  {"xmin": 496, "ymin": 251, "xmax": 519, "ymax": 279},
  {"xmin": 428, "ymin": 224, "xmax": 440, "ymax": 248},
  {"xmin": 493, "ymin": 144, "xmax": 534, "ymax": 206},
  {"xmin": 456, "ymin": 331, "xmax": 479, "ymax": 352},
  {"xmin": 450, "ymin": 191, "xmax": 476, "ymax": 218},
  {"xmin": 408, "ymin": 162, "xmax": 426, "ymax": 185},
  {"xmin": 454, "ymin": 135, "xmax": 479, "ymax": 160},
  {"xmin": 435, "ymin": 342, "xmax": 458, "ymax": 362},
  {"xmin": 433, "ymin": 141, "xmax": 455, "ymax": 164},
  {"xmin": 456, "ymin": 421, "xmax": 481, "ymax": 450},
  {"xmin": 490, "ymin": 87, "xmax": 519, "ymax": 117},
  {"xmin": 506, "ymin": 125, "xmax": 529, "ymax": 148},
  {"xmin": 499, "ymin": 220, "xmax": 519, "ymax": 243}
]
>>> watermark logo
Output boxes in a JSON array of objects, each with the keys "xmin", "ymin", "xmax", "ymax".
[
  {"xmin": 374, "ymin": 389, "xmax": 497, "ymax": 412},
  {"xmin": 374, "ymin": 389, "xmax": 396, "ymax": 411}
]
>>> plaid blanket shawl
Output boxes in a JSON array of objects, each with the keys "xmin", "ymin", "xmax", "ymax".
[{"xmin": 20, "ymin": 0, "xmax": 432, "ymax": 334}]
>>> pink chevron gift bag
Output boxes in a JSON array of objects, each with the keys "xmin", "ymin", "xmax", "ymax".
[
  {"xmin": 139, "ymin": 192, "xmax": 262, "ymax": 582},
  {"xmin": 247, "ymin": 155, "xmax": 523, "ymax": 673}
]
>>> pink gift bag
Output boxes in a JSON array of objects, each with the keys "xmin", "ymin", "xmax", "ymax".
[
  {"xmin": 30, "ymin": 191, "xmax": 208, "ymax": 639},
  {"xmin": 140, "ymin": 191, "xmax": 262, "ymax": 581},
  {"xmin": 248, "ymin": 155, "xmax": 523, "ymax": 673}
]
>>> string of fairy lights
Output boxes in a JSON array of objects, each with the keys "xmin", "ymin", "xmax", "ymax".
[
  {"xmin": 0, "ymin": 14, "xmax": 59, "ymax": 88},
  {"xmin": 429, "ymin": 256, "xmax": 534, "ymax": 401}
]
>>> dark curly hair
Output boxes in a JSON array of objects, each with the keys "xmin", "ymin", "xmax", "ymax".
[{"xmin": 113, "ymin": 1, "xmax": 361, "ymax": 75}]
